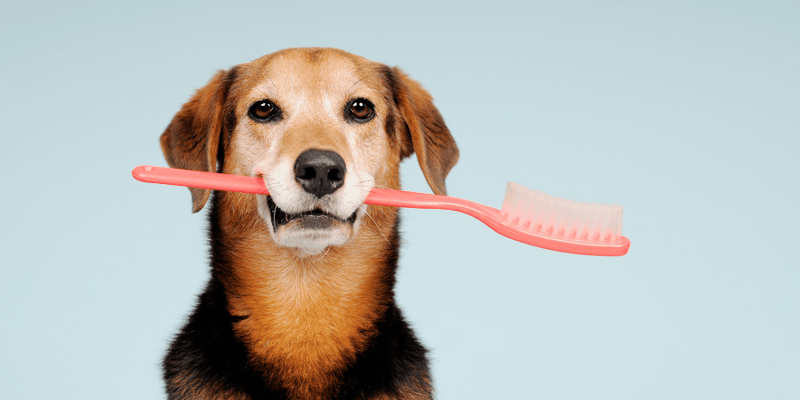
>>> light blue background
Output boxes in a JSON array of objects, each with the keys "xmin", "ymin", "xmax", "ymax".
[{"xmin": 2, "ymin": 1, "xmax": 798, "ymax": 399}]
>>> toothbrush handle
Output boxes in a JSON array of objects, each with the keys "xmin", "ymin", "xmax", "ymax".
[
  {"xmin": 366, "ymin": 187, "xmax": 500, "ymax": 219},
  {"xmin": 132, "ymin": 165, "xmax": 269, "ymax": 195},
  {"xmin": 132, "ymin": 164, "xmax": 497, "ymax": 216}
]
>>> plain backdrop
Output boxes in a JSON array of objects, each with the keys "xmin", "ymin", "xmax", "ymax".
[{"xmin": 2, "ymin": 1, "xmax": 798, "ymax": 399}]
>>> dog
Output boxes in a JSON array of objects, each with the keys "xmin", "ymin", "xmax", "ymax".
[{"xmin": 159, "ymin": 48, "xmax": 459, "ymax": 400}]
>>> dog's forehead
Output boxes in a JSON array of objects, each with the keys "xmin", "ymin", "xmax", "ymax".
[{"xmin": 237, "ymin": 49, "xmax": 386, "ymax": 104}]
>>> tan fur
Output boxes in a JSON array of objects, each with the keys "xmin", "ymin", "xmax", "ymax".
[{"xmin": 160, "ymin": 48, "xmax": 458, "ymax": 400}]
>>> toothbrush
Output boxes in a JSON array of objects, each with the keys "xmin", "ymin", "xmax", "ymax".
[{"xmin": 132, "ymin": 165, "xmax": 630, "ymax": 256}]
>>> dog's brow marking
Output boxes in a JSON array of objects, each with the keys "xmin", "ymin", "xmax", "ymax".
[
  {"xmin": 347, "ymin": 71, "xmax": 381, "ymax": 93},
  {"xmin": 247, "ymin": 81, "xmax": 280, "ymax": 105},
  {"xmin": 345, "ymin": 70, "xmax": 364, "ymax": 91}
]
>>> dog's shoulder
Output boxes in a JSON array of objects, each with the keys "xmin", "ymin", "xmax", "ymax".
[
  {"xmin": 338, "ymin": 304, "xmax": 433, "ymax": 399},
  {"xmin": 163, "ymin": 278, "xmax": 283, "ymax": 399}
]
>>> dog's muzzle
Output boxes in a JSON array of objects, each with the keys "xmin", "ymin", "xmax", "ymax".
[
  {"xmin": 268, "ymin": 148, "xmax": 357, "ymax": 229},
  {"xmin": 258, "ymin": 148, "xmax": 363, "ymax": 255}
]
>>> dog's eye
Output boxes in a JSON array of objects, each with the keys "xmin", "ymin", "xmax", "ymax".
[
  {"xmin": 248, "ymin": 100, "xmax": 280, "ymax": 122},
  {"xmin": 346, "ymin": 98, "xmax": 375, "ymax": 122}
]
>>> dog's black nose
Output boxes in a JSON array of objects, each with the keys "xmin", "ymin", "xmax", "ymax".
[{"xmin": 294, "ymin": 149, "xmax": 347, "ymax": 198}]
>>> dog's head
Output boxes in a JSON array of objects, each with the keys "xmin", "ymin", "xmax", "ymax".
[{"xmin": 160, "ymin": 48, "xmax": 458, "ymax": 256}]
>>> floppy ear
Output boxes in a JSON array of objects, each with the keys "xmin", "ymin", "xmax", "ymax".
[
  {"xmin": 160, "ymin": 68, "xmax": 237, "ymax": 213},
  {"xmin": 388, "ymin": 67, "xmax": 459, "ymax": 196}
]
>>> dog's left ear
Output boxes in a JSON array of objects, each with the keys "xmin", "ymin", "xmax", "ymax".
[
  {"xmin": 388, "ymin": 67, "xmax": 459, "ymax": 196},
  {"xmin": 160, "ymin": 68, "xmax": 237, "ymax": 213}
]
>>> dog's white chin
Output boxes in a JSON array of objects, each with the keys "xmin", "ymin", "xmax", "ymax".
[
  {"xmin": 255, "ymin": 194, "xmax": 364, "ymax": 256},
  {"xmin": 277, "ymin": 228, "xmax": 351, "ymax": 255}
]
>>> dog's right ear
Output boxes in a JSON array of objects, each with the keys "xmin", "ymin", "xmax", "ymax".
[
  {"xmin": 160, "ymin": 68, "xmax": 237, "ymax": 213},
  {"xmin": 386, "ymin": 67, "xmax": 459, "ymax": 196}
]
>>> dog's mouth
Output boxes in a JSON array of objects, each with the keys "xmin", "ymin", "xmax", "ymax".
[{"xmin": 266, "ymin": 196, "xmax": 358, "ymax": 230}]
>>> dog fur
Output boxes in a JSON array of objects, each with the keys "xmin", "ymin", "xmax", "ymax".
[{"xmin": 159, "ymin": 48, "xmax": 458, "ymax": 400}]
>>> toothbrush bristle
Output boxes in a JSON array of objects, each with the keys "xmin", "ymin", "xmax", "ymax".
[{"xmin": 500, "ymin": 182, "xmax": 624, "ymax": 244}]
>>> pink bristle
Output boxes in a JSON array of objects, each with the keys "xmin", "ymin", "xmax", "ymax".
[{"xmin": 501, "ymin": 182, "xmax": 624, "ymax": 244}]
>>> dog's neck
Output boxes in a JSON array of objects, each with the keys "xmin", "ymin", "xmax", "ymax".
[{"xmin": 207, "ymin": 192, "xmax": 400, "ymax": 399}]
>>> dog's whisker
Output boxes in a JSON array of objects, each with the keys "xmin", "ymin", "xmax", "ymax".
[
  {"xmin": 361, "ymin": 204, "xmax": 391, "ymax": 247},
  {"xmin": 320, "ymin": 246, "xmax": 332, "ymax": 259}
]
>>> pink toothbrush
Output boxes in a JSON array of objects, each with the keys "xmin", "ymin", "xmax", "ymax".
[{"xmin": 132, "ymin": 165, "xmax": 630, "ymax": 256}]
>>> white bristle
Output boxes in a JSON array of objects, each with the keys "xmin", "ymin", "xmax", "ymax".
[{"xmin": 500, "ymin": 182, "xmax": 624, "ymax": 244}]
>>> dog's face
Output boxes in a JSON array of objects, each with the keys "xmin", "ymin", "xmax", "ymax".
[
  {"xmin": 233, "ymin": 51, "xmax": 396, "ymax": 254},
  {"xmin": 161, "ymin": 48, "xmax": 459, "ymax": 256}
]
